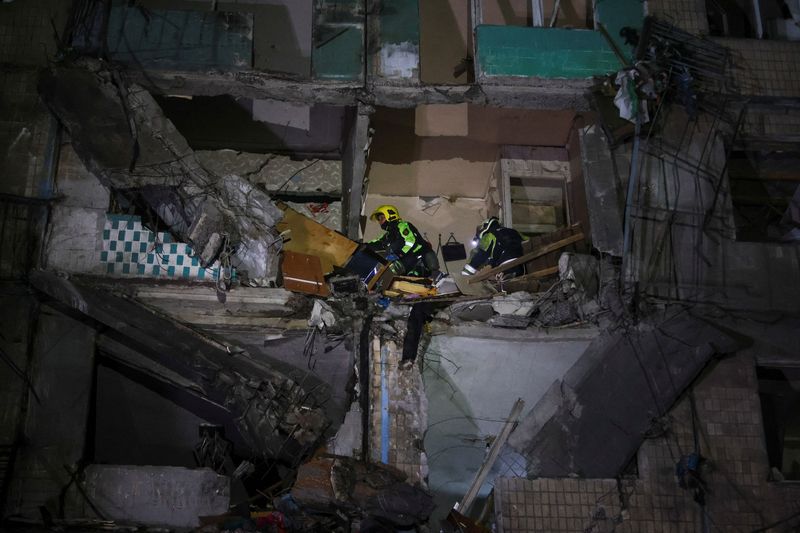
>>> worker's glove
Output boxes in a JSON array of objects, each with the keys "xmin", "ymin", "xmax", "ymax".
[{"xmin": 389, "ymin": 260, "xmax": 406, "ymax": 275}]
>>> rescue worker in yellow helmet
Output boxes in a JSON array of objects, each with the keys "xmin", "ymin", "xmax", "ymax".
[
  {"xmin": 461, "ymin": 216, "xmax": 524, "ymax": 277},
  {"xmin": 367, "ymin": 205, "xmax": 440, "ymax": 278}
]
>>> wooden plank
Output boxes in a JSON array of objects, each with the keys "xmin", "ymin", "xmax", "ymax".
[
  {"xmin": 501, "ymin": 266, "xmax": 560, "ymax": 293},
  {"xmin": 513, "ymin": 265, "xmax": 559, "ymax": 280},
  {"xmin": 467, "ymin": 232, "xmax": 584, "ymax": 283},
  {"xmin": 276, "ymin": 203, "xmax": 358, "ymax": 274},
  {"xmin": 281, "ymin": 251, "xmax": 330, "ymax": 297},
  {"xmin": 389, "ymin": 280, "xmax": 438, "ymax": 297},
  {"xmin": 459, "ymin": 398, "xmax": 525, "ymax": 514}
]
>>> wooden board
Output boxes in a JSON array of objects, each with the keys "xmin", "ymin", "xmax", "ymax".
[
  {"xmin": 467, "ymin": 232, "xmax": 585, "ymax": 283},
  {"xmin": 281, "ymin": 250, "xmax": 330, "ymax": 297},
  {"xmin": 389, "ymin": 279, "xmax": 438, "ymax": 297},
  {"xmin": 277, "ymin": 204, "xmax": 358, "ymax": 274}
]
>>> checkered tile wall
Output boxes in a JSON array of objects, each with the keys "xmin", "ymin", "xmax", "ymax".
[{"xmin": 100, "ymin": 214, "xmax": 225, "ymax": 280}]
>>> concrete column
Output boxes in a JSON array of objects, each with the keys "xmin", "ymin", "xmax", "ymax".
[{"xmin": 341, "ymin": 104, "xmax": 373, "ymax": 239}]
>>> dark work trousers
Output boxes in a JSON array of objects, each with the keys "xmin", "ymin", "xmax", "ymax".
[{"xmin": 402, "ymin": 303, "xmax": 434, "ymax": 362}]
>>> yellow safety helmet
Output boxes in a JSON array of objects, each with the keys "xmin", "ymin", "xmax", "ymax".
[{"xmin": 370, "ymin": 204, "xmax": 400, "ymax": 222}]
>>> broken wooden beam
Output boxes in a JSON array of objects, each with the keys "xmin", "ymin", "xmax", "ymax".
[{"xmin": 467, "ymin": 232, "xmax": 584, "ymax": 283}]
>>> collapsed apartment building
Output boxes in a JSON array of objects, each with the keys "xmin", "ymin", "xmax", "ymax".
[{"xmin": 1, "ymin": 0, "xmax": 800, "ymax": 532}]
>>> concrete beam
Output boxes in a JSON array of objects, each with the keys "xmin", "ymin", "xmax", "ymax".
[
  {"xmin": 121, "ymin": 69, "xmax": 593, "ymax": 110},
  {"xmin": 341, "ymin": 104, "xmax": 372, "ymax": 239}
]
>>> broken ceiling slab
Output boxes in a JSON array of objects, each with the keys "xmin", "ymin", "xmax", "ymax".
[
  {"xmin": 509, "ymin": 309, "xmax": 745, "ymax": 478},
  {"xmin": 195, "ymin": 151, "xmax": 342, "ymax": 196},
  {"xmin": 252, "ymin": 99, "xmax": 311, "ymax": 130},
  {"xmin": 29, "ymin": 271, "xmax": 330, "ymax": 462},
  {"xmin": 83, "ymin": 278, "xmax": 301, "ymax": 325},
  {"xmin": 39, "ymin": 61, "xmax": 285, "ymax": 283},
  {"xmin": 291, "ymin": 456, "xmax": 435, "ymax": 527},
  {"xmin": 80, "ymin": 465, "xmax": 229, "ymax": 528}
]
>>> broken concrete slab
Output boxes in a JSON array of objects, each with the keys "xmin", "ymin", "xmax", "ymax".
[
  {"xmin": 29, "ymin": 271, "xmax": 330, "ymax": 462},
  {"xmin": 82, "ymin": 465, "xmax": 229, "ymax": 528},
  {"xmin": 510, "ymin": 310, "xmax": 744, "ymax": 478},
  {"xmin": 449, "ymin": 299, "xmax": 495, "ymax": 322},
  {"xmin": 291, "ymin": 456, "xmax": 434, "ymax": 527},
  {"xmin": 491, "ymin": 291, "xmax": 536, "ymax": 316},
  {"xmin": 38, "ymin": 61, "xmax": 285, "ymax": 283}
]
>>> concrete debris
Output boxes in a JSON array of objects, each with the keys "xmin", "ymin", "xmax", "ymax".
[
  {"xmin": 511, "ymin": 310, "xmax": 744, "ymax": 478},
  {"xmin": 558, "ymin": 253, "xmax": 599, "ymax": 297},
  {"xmin": 491, "ymin": 291, "xmax": 536, "ymax": 316},
  {"xmin": 309, "ymin": 299, "xmax": 337, "ymax": 330},
  {"xmin": 489, "ymin": 314, "xmax": 531, "ymax": 328},
  {"xmin": 30, "ymin": 271, "xmax": 330, "ymax": 462},
  {"xmin": 82, "ymin": 465, "xmax": 229, "ymax": 528},
  {"xmin": 328, "ymin": 403, "xmax": 363, "ymax": 458},
  {"xmin": 195, "ymin": 150, "xmax": 342, "ymax": 196},
  {"xmin": 291, "ymin": 456, "xmax": 434, "ymax": 528},
  {"xmin": 38, "ymin": 60, "xmax": 284, "ymax": 284},
  {"xmin": 449, "ymin": 299, "xmax": 495, "ymax": 322}
]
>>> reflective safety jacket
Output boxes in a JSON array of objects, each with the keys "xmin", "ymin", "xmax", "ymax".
[
  {"xmin": 463, "ymin": 226, "xmax": 524, "ymax": 276},
  {"xmin": 367, "ymin": 219, "xmax": 435, "ymax": 275}
]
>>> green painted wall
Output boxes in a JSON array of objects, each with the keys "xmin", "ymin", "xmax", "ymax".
[
  {"xmin": 107, "ymin": 4, "xmax": 253, "ymax": 70},
  {"xmin": 312, "ymin": 0, "xmax": 363, "ymax": 80},
  {"xmin": 595, "ymin": 0, "xmax": 643, "ymax": 60},
  {"xmin": 313, "ymin": 26, "xmax": 363, "ymax": 79},
  {"xmin": 477, "ymin": 26, "xmax": 621, "ymax": 78},
  {"xmin": 380, "ymin": 0, "xmax": 419, "ymax": 44}
]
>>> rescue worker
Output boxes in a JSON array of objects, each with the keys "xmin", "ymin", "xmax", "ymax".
[
  {"xmin": 461, "ymin": 216, "xmax": 524, "ymax": 278},
  {"xmin": 367, "ymin": 204, "xmax": 440, "ymax": 278}
]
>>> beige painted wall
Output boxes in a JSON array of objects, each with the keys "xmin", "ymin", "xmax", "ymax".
[
  {"xmin": 363, "ymin": 194, "xmax": 489, "ymax": 273},
  {"xmin": 420, "ymin": 0, "xmax": 470, "ymax": 84},
  {"xmin": 367, "ymin": 159, "xmax": 494, "ymax": 198}
]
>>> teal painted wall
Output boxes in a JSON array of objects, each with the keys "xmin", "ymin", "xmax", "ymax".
[
  {"xmin": 107, "ymin": 5, "xmax": 253, "ymax": 70},
  {"xmin": 477, "ymin": 26, "xmax": 621, "ymax": 78},
  {"xmin": 380, "ymin": 0, "xmax": 419, "ymax": 44},
  {"xmin": 313, "ymin": 26, "xmax": 363, "ymax": 79},
  {"xmin": 313, "ymin": 0, "xmax": 363, "ymax": 80},
  {"xmin": 595, "ymin": 0, "xmax": 644, "ymax": 60}
]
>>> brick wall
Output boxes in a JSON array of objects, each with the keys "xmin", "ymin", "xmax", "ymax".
[
  {"xmin": 370, "ymin": 338, "xmax": 428, "ymax": 486},
  {"xmin": 494, "ymin": 353, "xmax": 800, "ymax": 532},
  {"xmin": 647, "ymin": 0, "xmax": 709, "ymax": 35},
  {"xmin": 718, "ymin": 38, "xmax": 800, "ymax": 97}
]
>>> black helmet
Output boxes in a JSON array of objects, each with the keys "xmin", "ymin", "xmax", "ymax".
[{"xmin": 475, "ymin": 217, "xmax": 500, "ymax": 241}]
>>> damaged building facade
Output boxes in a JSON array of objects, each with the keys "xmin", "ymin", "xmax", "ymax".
[{"xmin": 1, "ymin": 0, "xmax": 800, "ymax": 532}]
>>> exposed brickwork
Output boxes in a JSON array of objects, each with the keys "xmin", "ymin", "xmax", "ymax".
[
  {"xmin": 719, "ymin": 38, "xmax": 800, "ymax": 97},
  {"xmin": 647, "ymin": 0, "xmax": 709, "ymax": 35},
  {"xmin": 370, "ymin": 337, "xmax": 428, "ymax": 486},
  {"xmin": 742, "ymin": 106, "xmax": 800, "ymax": 137},
  {"xmin": 495, "ymin": 354, "xmax": 800, "ymax": 532}
]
